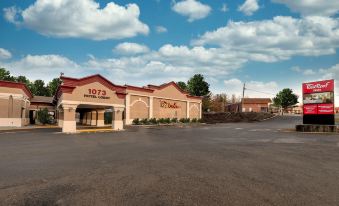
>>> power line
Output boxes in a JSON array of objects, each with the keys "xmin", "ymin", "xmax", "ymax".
[{"xmin": 244, "ymin": 88, "xmax": 276, "ymax": 96}]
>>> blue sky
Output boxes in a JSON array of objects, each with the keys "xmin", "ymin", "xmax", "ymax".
[{"xmin": 0, "ymin": 0, "xmax": 338, "ymax": 104}]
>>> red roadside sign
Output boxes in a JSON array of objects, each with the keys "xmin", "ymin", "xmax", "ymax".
[
  {"xmin": 302, "ymin": 79, "xmax": 335, "ymax": 124},
  {"xmin": 317, "ymin": 104, "xmax": 334, "ymax": 115},
  {"xmin": 303, "ymin": 105, "xmax": 317, "ymax": 115},
  {"xmin": 303, "ymin": 79, "xmax": 334, "ymax": 94}
]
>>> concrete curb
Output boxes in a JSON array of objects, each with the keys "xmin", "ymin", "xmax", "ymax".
[
  {"xmin": 260, "ymin": 114, "xmax": 278, "ymax": 122},
  {"xmin": 0, "ymin": 126, "xmax": 59, "ymax": 132},
  {"xmin": 77, "ymin": 129, "xmax": 116, "ymax": 133}
]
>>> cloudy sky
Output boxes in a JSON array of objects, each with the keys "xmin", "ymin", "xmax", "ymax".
[{"xmin": 0, "ymin": 0, "xmax": 338, "ymax": 104}]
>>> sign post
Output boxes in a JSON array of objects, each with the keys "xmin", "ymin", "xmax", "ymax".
[{"xmin": 302, "ymin": 79, "xmax": 335, "ymax": 125}]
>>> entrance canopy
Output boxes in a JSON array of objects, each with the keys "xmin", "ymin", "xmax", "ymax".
[{"xmin": 55, "ymin": 74, "xmax": 126, "ymax": 133}]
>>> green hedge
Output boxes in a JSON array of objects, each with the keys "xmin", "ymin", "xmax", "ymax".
[{"xmin": 132, "ymin": 117, "xmax": 201, "ymax": 125}]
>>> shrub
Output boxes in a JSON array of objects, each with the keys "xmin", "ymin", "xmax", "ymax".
[
  {"xmin": 198, "ymin": 118, "xmax": 203, "ymax": 123},
  {"xmin": 164, "ymin": 118, "xmax": 171, "ymax": 124},
  {"xmin": 171, "ymin": 118, "xmax": 178, "ymax": 123},
  {"xmin": 132, "ymin": 118, "xmax": 140, "ymax": 125},
  {"xmin": 149, "ymin": 118, "xmax": 157, "ymax": 124},
  {"xmin": 36, "ymin": 108, "xmax": 50, "ymax": 125},
  {"xmin": 191, "ymin": 118, "xmax": 198, "ymax": 123},
  {"xmin": 179, "ymin": 118, "xmax": 186, "ymax": 123},
  {"xmin": 140, "ymin": 118, "xmax": 149, "ymax": 125},
  {"xmin": 186, "ymin": 118, "xmax": 191, "ymax": 123},
  {"xmin": 158, "ymin": 118, "xmax": 166, "ymax": 124}
]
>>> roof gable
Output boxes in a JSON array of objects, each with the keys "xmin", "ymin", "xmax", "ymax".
[{"xmin": 0, "ymin": 80, "xmax": 33, "ymax": 98}]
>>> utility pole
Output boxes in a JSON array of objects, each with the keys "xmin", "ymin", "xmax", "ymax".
[
  {"xmin": 240, "ymin": 83, "xmax": 246, "ymax": 112},
  {"xmin": 242, "ymin": 83, "xmax": 246, "ymax": 100}
]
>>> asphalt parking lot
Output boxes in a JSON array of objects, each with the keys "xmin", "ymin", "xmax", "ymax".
[{"xmin": 1, "ymin": 116, "xmax": 339, "ymax": 206}]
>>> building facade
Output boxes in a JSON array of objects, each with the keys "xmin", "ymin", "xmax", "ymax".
[
  {"xmin": 0, "ymin": 81, "xmax": 32, "ymax": 127},
  {"xmin": 0, "ymin": 74, "xmax": 202, "ymax": 133},
  {"xmin": 225, "ymin": 98, "xmax": 272, "ymax": 113}
]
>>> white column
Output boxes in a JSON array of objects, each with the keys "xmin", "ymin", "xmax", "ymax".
[
  {"xmin": 186, "ymin": 101, "xmax": 190, "ymax": 118},
  {"xmin": 112, "ymin": 107, "xmax": 124, "ymax": 130},
  {"xmin": 149, "ymin": 96, "xmax": 154, "ymax": 119},
  {"xmin": 97, "ymin": 110, "xmax": 105, "ymax": 127},
  {"xmin": 90, "ymin": 110, "xmax": 97, "ymax": 126},
  {"xmin": 199, "ymin": 103, "xmax": 202, "ymax": 119},
  {"xmin": 62, "ymin": 104, "xmax": 78, "ymax": 133},
  {"xmin": 58, "ymin": 108, "xmax": 63, "ymax": 127},
  {"xmin": 125, "ymin": 94, "xmax": 131, "ymax": 125}
]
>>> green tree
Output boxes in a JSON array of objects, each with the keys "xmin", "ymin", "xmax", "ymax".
[
  {"xmin": 16, "ymin": 75, "xmax": 34, "ymax": 92},
  {"xmin": 187, "ymin": 74, "xmax": 210, "ymax": 96},
  {"xmin": 47, "ymin": 78, "xmax": 62, "ymax": 96},
  {"xmin": 36, "ymin": 108, "xmax": 50, "ymax": 125},
  {"xmin": 32, "ymin": 80, "xmax": 50, "ymax": 96},
  {"xmin": 0, "ymin": 68, "xmax": 16, "ymax": 81},
  {"xmin": 16, "ymin": 75, "xmax": 30, "ymax": 84},
  {"xmin": 177, "ymin": 81, "xmax": 188, "ymax": 91},
  {"xmin": 273, "ymin": 88, "xmax": 299, "ymax": 115}
]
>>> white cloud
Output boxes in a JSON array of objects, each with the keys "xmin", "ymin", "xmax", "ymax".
[
  {"xmin": 313, "ymin": 64, "xmax": 339, "ymax": 106},
  {"xmin": 291, "ymin": 66, "xmax": 316, "ymax": 75},
  {"xmin": 0, "ymin": 54, "xmax": 82, "ymax": 81},
  {"xmin": 192, "ymin": 16, "xmax": 339, "ymax": 62},
  {"xmin": 114, "ymin": 42, "xmax": 150, "ymax": 55},
  {"xmin": 272, "ymin": 0, "xmax": 339, "ymax": 17},
  {"xmin": 0, "ymin": 48, "xmax": 12, "ymax": 59},
  {"xmin": 172, "ymin": 0, "xmax": 212, "ymax": 22},
  {"xmin": 3, "ymin": 0, "xmax": 149, "ymax": 40},
  {"xmin": 155, "ymin": 26, "xmax": 168, "ymax": 33},
  {"xmin": 303, "ymin": 69, "xmax": 316, "ymax": 76},
  {"xmin": 238, "ymin": 0, "xmax": 259, "ymax": 16},
  {"xmin": 221, "ymin": 3, "xmax": 229, "ymax": 12},
  {"xmin": 224, "ymin": 78, "xmax": 278, "ymax": 98}
]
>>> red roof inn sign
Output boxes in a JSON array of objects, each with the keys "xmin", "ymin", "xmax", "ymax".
[{"xmin": 302, "ymin": 79, "xmax": 335, "ymax": 125}]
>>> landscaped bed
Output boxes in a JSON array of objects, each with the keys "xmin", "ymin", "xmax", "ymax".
[
  {"xmin": 202, "ymin": 112, "xmax": 275, "ymax": 124},
  {"xmin": 132, "ymin": 118, "xmax": 202, "ymax": 125}
]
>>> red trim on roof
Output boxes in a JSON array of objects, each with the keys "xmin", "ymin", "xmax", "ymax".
[
  {"xmin": 186, "ymin": 95, "xmax": 203, "ymax": 100},
  {"xmin": 61, "ymin": 74, "xmax": 126, "ymax": 92},
  {"xmin": 0, "ymin": 80, "xmax": 33, "ymax": 98},
  {"xmin": 54, "ymin": 74, "xmax": 202, "ymax": 101},
  {"xmin": 125, "ymin": 84, "xmax": 154, "ymax": 93},
  {"xmin": 146, "ymin": 81, "xmax": 202, "ymax": 100}
]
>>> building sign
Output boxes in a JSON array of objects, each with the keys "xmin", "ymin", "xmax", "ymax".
[
  {"xmin": 84, "ymin": 89, "xmax": 110, "ymax": 100},
  {"xmin": 302, "ymin": 79, "xmax": 335, "ymax": 125},
  {"xmin": 160, "ymin": 100, "xmax": 180, "ymax": 109}
]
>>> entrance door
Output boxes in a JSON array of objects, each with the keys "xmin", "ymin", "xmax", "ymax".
[{"xmin": 29, "ymin": 110, "xmax": 35, "ymax": 124}]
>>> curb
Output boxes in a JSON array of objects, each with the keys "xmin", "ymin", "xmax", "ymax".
[
  {"xmin": 77, "ymin": 129, "xmax": 117, "ymax": 133},
  {"xmin": 0, "ymin": 126, "xmax": 59, "ymax": 132},
  {"xmin": 260, "ymin": 114, "xmax": 278, "ymax": 122}
]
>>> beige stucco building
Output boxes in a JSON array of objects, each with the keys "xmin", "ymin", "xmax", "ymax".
[
  {"xmin": 0, "ymin": 74, "xmax": 202, "ymax": 133},
  {"xmin": 0, "ymin": 81, "xmax": 32, "ymax": 127}
]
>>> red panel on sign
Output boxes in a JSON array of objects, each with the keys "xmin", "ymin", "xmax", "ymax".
[
  {"xmin": 303, "ymin": 79, "xmax": 334, "ymax": 94},
  {"xmin": 317, "ymin": 104, "xmax": 334, "ymax": 115},
  {"xmin": 303, "ymin": 105, "xmax": 317, "ymax": 115}
]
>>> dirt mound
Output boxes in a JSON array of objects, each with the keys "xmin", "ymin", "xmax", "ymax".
[{"xmin": 202, "ymin": 112, "xmax": 274, "ymax": 124}]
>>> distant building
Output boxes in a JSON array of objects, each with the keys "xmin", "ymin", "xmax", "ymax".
[{"xmin": 225, "ymin": 98, "xmax": 272, "ymax": 113}]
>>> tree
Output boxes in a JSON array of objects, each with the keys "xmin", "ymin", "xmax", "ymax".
[
  {"xmin": 210, "ymin": 93, "xmax": 229, "ymax": 112},
  {"xmin": 273, "ymin": 88, "xmax": 298, "ymax": 115},
  {"xmin": 0, "ymin": 68, "xmax": 16, "ymax": 81},
  {"xmin": 36, "ymin": 108, "xmax": 50, "ymax": 125},
  {"xmin": 187, "ymin": 74, "xmax": 210, "ymax": 96},
  {"xmin": 16, "ymin": 75, "xmax": 30, "ymax": 84},
  {"xmin": 47, "ymin": 78, "xmax": 62, "ymax": 96},
  {"xmin": 177, "ymin": 81, "xmax": 188, "ymax": 92},
  {"xmin": 32, "ymin": 80, "xmax": 50, "ymax": 96},
  {"xmin": 202, "ymin": 95, "xmax": 212, "ymax": 112}
]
